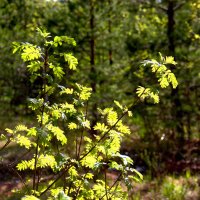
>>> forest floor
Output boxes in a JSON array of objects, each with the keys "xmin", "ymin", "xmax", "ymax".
[
  {"xmin": 0, "ymin": 140, "xmax": 200, "ymax": 200},
  {"xmin": 0, "ymin": 126, "xmax": 200, "ymax": 199},
  {"xmin": 0, "ymin": 171, "xmax": 199, "ymax": 200}
]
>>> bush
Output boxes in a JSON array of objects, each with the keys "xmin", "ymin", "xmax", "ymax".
[{"xmin": 0, "ymin": 29, "xmax": 178, "ymax": 199}]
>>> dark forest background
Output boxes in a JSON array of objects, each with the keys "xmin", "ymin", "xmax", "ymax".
[{"xmin": 0, "ymin": 0, "xmax": 200, "ymax": 199}]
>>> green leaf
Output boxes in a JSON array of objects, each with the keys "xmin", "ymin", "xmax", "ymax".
[
  {"xmin": 64, "ymin": 53, "xmax": 78, "ymax": 70},
  {"xmin": 53, "ymin": 36, "xmax": 76, "ymax": 47},
  {"xmin": 114, "ymin": 100, "xmax": 123, "ymax": 110},
  {"xmin": 5, "ymin": 128, "xmax": 14, "ymax": 134},
  {"xmin": 117, "ymin": 154, "xmax": 133, "ymax": 165},
  {"xmin": 131, "ymin": 168, "xmax": 143, "ymax": 180},
  {"xmin": 16, "ymin": 135, "xmax": 32, "ymax": 149},
  {"xmin": 108, "ymin": 131, "xmax": 121, "ymax": 153},
  {"xmin": 21, "ymin": 44, "xmax": 41, "ymax": 61},
  {"xmin": 68, "ymin": 166, "xmax": 78, "ymax": 178},
  {"xmin": 149, "ymin": 91, "xmax": 160, "ymax": 104},
  {"xmin": 82, "ymin": 120, "xmax": 91, "ymax": 129},
  {"xmin": 37, "ymin": 27, "xmax": 51, "ymax": 38},
  {"xmin": 12, "ymin": 42, "xmax": 21, "ymax": 54},
  {"xmin": 47, "ymin": 124, "xmax": 67, "ymax": 145},
  {"xmin": 116, "ymin": 121, "xmax": 131, "ymax": 134},
  {"xmin": 37, "ymin": 113, "xmax": 49, "ymax": 125},
  {"xmin": 93, "ymin": 123, "xmax": 108, "ymax": 133},
  {"xmin": 27, "ymin": 61, "xmax": 41, "ymax": 73},
  {"xmin": 54, "ymin": 66, "xmax": 65, "ymax": 79},
  {"xmin": 52, "ymin": 109, "xmax": 61, "ymax": 119},
  {"xmin": 159, "ymin": 77, "xmax": 169, "ymax": 88},
  {"xmin": 81, "ymin": 154, "xmax": 97, "ymax": 168},
  {"xmin": 54, "ymin": 36, "xmax": 62, "ymax": 47},
  {"xmin": 107, "ymin": 111, "xmax": 118, "ymax": 126},
  {"xmin": 15, "ymin": 124, "xmax": 28, "ymax": 132},
  {"xmin": 76, "ymin": 84, "xmax": 92, "ymax": 100},
  {"xmin": 164, "ymin": 56, "xmax": 177, "ymax": 65},
  {"xmin": 68, "ymin": 122, "xmax": 78, "ymax": 130},
  {"xmin": 85, "ymin": 173, "xmax": 94, "ymax": 179},
  {"xmin": 61, "ymin": 103, "xmax": 76, "ymax": 114},
  {"xmin": 17, "ymin": 159, "xmax": 35, "ymax": 171},
  {"xmin": 61, "ymin": 36, "xmax": 76, "ymax": 46},
  {"xmin": 136, "ymin": 86, "xmax": 146, "ymax": 97},
  {"xmin": 37, "ymin": 154, "xmax": 57, "ymax": 169},
  {"xmin": 27, "ymin": 127, "xmax": 37, "ymax": 136},
  {"xmin": 167, "ymin": 72, "xmax": 178, "ymax": 89}
]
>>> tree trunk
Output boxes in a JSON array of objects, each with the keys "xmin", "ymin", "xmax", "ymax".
[
  {"xmin": 167, "ymin": 0, "xmax": 184, "ymax": 144},
  {"xmin": 89, "ymin": 0, "xmax": 97, "ymax": 135},
  {"xmin": 108, "ymin": 0, "xmax": 113, "ymax": 65}
]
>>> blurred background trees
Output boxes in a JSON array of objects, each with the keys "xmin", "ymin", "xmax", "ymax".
[{"xmin": 0, "ymin": 0, "xmax": 199, "ymax": 175}]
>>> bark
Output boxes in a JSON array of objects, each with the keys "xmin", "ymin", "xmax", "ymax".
[
  {"xmin": 166, "ymin": 0, "xmax": 185, "ymax": 143},
  {"xmin": 108, "ymin": 0, "xmax": 113, "ymax": 65},
  {"xmin": 89, "ymin": 0, "xmax": 98, "ymax": 135}
]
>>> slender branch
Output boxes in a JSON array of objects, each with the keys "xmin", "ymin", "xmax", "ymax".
[
  {"xmin": 99, "ymin": 172, "xmax": 122, "ymax": 200},
  {"xmin": 33, "ymin": 46, "xmax": 49, "ymax": 193},
  {"xmin": 77, "ymin": 130, "xmax": 84, "ymax": 160},
  {"xmin": 39, "ymin": 163, "xmax": 73, "ymax": 197},
  {"xmin": 77, "ymin": 101, "xmax": 89, "ymax": 159},
  {"xmin": 174, "ymin": 2, "xmax": 186, "ymax": 11},
  {"xmin": 109, "ymin": 172, "xmax": 122, "ymax": 192},
  {"xmin": 9, "ymin": 149, "xmax": 32, "ymax": 167},
  {"xmin": 104, "ymin": 169, "xmax": 108, "ymax": 200},
  {"xmin": 109, "ymin": 182, "xmax": 120, "ymax": 200},
  {"xmin": 75, "ymin": 136, "xmax": 78, "ymax": 158},
  {"xmin": 74, "ymin": 172, "xmax": 88, "ymax": 199},
  {"xmin": 67, "ymin": 181, "xmax": 73, "ymax": 196},
  {"xmin": 36, "ymin": 167, "xmax": 41, "ymax": 191},
  {"xmin": 33, "ymin": 136, "xmax": 39, "ymax": 192},
  {"xmin": 157, "ymin": 5, "xmax": 167, "ymax": 12},
  {"xmin": 9, "ymin": 165, "xmax": 30, "ymax": 193},
  {"xmin": 0, "ymin": 139, "xmax": 11, "ymax": 152}
]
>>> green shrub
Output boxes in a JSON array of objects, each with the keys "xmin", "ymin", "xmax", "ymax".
[{"xmin": 0, "ymin": 28, "xmax": 178, "ymax": 199}]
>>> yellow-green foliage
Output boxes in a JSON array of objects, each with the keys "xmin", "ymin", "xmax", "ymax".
[
  {"xmin": 64, "ymin": 53, "xmax": 78, "ymax": 70},
  {"xmin": 2, "ymin": 29, "xmax": 178, "ymax": 199},
  {"xmin": 17, "ymin": 154, "xmax": 57, "ymax": 171},
  {"xmin": 46, "ymin": 124, "xmax": 67, "ymax": 145},
  {"xmin": 137, "ymin": 53, "xmax": 178, "ymax": 103}
]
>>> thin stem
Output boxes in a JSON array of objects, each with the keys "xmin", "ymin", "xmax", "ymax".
[
  {"xmin": 67, "ymin": 181, "xmax": 73, "ymax": 196},
  {"xmin": 104, "ymin": 169, "xmax": 108, "ymax": 200},
  {"xmin": 109, "ymin": 182, "xmax": 120, "ymax": 199},
  {"xmin": 33, "ymin": 136, "xmax": 39, "ymax": 192},
  {"xmin": 109, "ymin": 172, "xmax": 122, "ymax": 192},
  {"xmin": 40, "ymin": 163, "xmax": 73, "ymax": 197},
  {"xmin": 77, "ymin": 101, "xmax": 89, "ymax": 159},
  {"xmin": 99, "ymin": 172, "xmax": 122, "ymax": 200},
  {"xmin": 36, "ymin": 167, "xmax": 41, "ymax": 191},
  {"xmin": 10, "ymin": 165, "xmax": 30, "ymax": 193},
  {"xmin": 0, "ymin": 139, "xmax": 11, "ymax": 152},
  {"xmin": 75, "ymin": 136, "xmax": 78, "ymax": 158},
  {"xmin": 9, "ymin": 149, "xmax": 32, "ymax": 167},
  {"xmin": 74, "ymin": 172, "xmax": 88, "ymax": 199},
  {"xmin": 77, "ymin": 131, "xmax": 83, "ymax": 159},
  {"xmin": 33, "ymin": 46, "xmax": 49, "ymax": 193}
]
